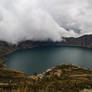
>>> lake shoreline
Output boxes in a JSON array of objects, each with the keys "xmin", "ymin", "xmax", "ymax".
[
  {"xmin": 1, "ymin": 45, "xmax": 92, "ymax": 75},
  {"xmin": 0, "ymin": 45, "xmax": 92, "ymax": 91},
  {"xmin": 0, "ymin": 64, "xmax": 92, "ymax": 92}
]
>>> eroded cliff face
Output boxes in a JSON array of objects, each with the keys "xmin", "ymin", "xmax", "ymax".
[{"xmin": 0, "ymin": 64, "xmax": 92, "ymax": 92}]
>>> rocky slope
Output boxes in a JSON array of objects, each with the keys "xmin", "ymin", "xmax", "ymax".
[
  {"xmin": 17, "ymin": 34, "xmax": 92, "ymax": 49},
  {"xmin": 62, "ymin": 34, "xmax": 92, "ymax": 48},
  {"xmin": 0, "ymin": 41, "xmax": 16, "ymax": 57},
  {"xmin": 0, "ymin": 41, "xmax": 16, "ymax": 68},
  {"xmin": 0, "ymin": 64, "xmax": 92, "ymax": 92},
  {"xmin": 29, "ymin": 64, "xmax": 92, "ymax": 92}
]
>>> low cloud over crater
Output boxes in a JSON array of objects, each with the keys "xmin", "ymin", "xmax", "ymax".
[{"xmin": 0, "ymin": 0, "xmax": 92, "ymax": 43}]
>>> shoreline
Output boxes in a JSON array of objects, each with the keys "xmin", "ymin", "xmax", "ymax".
[
  {"xmin": 1, "ymin": 45, "xmax": 92, "ymax": 72},
  {"xmin": 0, "ymin": 64, "xmax": 91, "ymax": 92},
  {"xmin": 0, "ymin": 45, "xmax": 92, "ymax": 91}
]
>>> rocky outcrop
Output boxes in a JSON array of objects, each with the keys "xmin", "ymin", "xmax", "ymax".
[{"xmin": 29, "ymin": 64, "xmax": 92, "ymax": 92}]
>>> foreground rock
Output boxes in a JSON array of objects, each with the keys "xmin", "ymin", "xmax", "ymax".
[
  {"xmin": 29, "ymin": 64, "xmax": 92, "ymax": 92},
  {"xmin": 0, "ymin": 64, "xmax": 91, "ymax": 92}
]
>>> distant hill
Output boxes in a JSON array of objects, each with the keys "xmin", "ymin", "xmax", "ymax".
[
  {"xmin": 17, "ymin": 34, "xmax": 92, "ymax": 48},
  {"xmin": 62, "ymin": 34, "xmax": 92, "ymax": 48}
]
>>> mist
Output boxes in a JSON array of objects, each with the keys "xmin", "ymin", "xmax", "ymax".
[{"xmin": 0, "ymin": 0, "xmax": 91, "ymax": 44}]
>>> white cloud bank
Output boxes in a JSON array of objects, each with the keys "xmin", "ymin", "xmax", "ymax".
[{"xmin": 0, "ymin": 0, "xmax": 91, "ymax": 43}]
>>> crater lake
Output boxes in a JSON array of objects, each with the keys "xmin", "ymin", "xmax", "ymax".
[{"xmin": 5, "ymin": 46, "xmax": 92, "ymax": 75}]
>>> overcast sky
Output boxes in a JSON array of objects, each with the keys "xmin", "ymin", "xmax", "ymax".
[{"xmin": 0, "ymin": 0, "xmax": 92, "ymax": 43}]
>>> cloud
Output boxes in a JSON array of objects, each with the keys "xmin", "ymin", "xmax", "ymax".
[{"xmin": 0, "ymin": 0, "xmax": 91, "ymax": 43}]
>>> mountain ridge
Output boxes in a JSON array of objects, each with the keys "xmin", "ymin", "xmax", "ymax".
[{"xmin": 0, "ymin": 34, "xmax": 92, "ymax": 48}]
